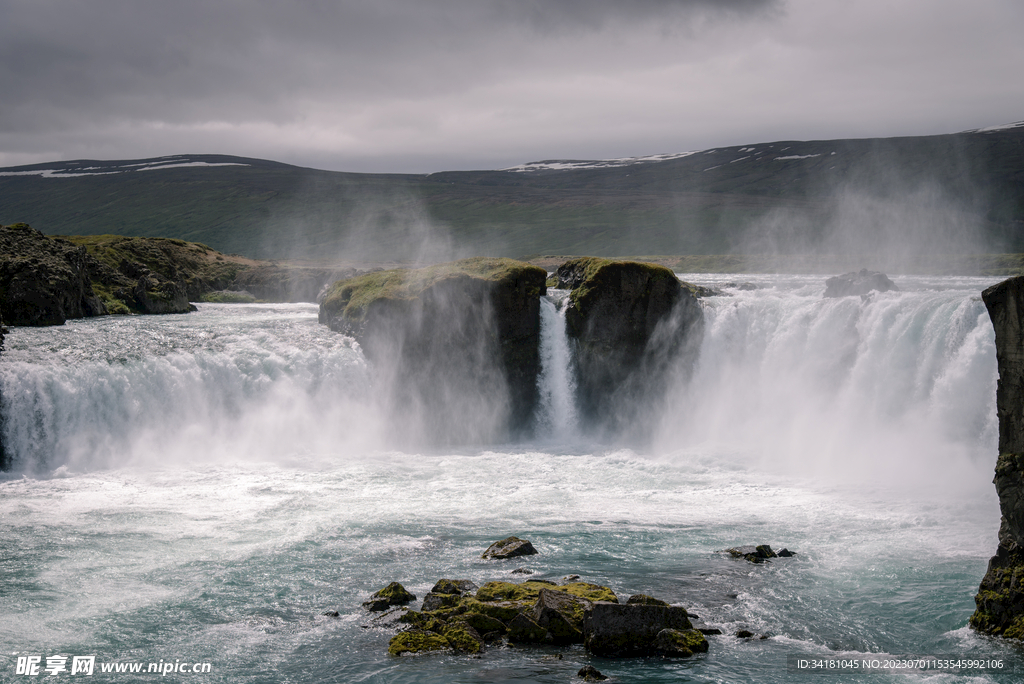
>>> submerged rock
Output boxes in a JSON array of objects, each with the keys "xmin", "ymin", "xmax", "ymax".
[
  {"xmin": 577, "ymin": 665, "xmax": 608, "ymax": 681},
  {"xmin": 482, "ymin": 536, "xmax": 538, "ymax": 559},
  {"xmin": 823, "ymin": 269, "xmax": 898, "ymax": 297},
  {"xmin": 318, "ymin": 257, "xmax": 547, "ymax": 444},
  {"xmin": 553, "ymin": 257, "xmax": 703, "ymax": 438},
  {"xmin": 723, "ymin": 544, "xmax": 785, "ymax": 563}
]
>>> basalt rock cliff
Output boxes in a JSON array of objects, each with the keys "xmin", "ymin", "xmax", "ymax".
[
  {"xmin": 552, "ymin": 257, "xmax": 704, "ymax": 438},
  {"xmin": 318, "ymin": 257, "xmax": 547, "ymax": 444},
  {"xmin": 971, "ymin": 276, "xmax": 1024, "ymax": 638},
  {"xmin": 0, "ymin": 223, "xmax": 106, "ymax": 325}
]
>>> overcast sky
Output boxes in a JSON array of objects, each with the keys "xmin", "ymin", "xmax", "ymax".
[{"xmin": 1, "ymin": 0, "xmax": 1022, "ymax": 173}]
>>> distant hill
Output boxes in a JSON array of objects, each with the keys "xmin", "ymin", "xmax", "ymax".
[{"xmin": 2, "ymin": 123, "xmax": 1022, "ymax": 268}]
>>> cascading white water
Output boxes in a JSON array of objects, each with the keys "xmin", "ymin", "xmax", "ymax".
[
  {"xmin": 535, "ymin": 292, "xmax": 578, "ymax": 440},
  {"xmin": 655, "ymin": 275, "xmax": 998, "ymax": 492},
  {"xmin": 0, "ymin": 304, "xmax": 382, "ymax": 473}
]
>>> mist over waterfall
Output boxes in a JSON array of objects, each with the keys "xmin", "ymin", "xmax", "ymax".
[{"xmin": 656, "ymin": 275, "xmax": 998, "ymax": 490}]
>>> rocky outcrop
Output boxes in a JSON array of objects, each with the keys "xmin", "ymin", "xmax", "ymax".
[
  {"xmin": 372, "ymin": 576, "xmax": 711, "ymax": 660},
  {"xmin": 553, "ymin": 257, "xmax": 703, "ymax": 437},
  {"xmin": 971, "ymin": 276, "xmax": 1024, "ymax": 638},
  {"xmin": 481, "ymin": 536, "xmax": 538, "ymax": 559},
  {"xmin": 0, "ymin": 223, "xmax": 106, "ymax": 325},
  {"xmin": 823, "ymin": 268, "xmax": 899, "ymax": 297},
  {"xmin": 318, "ymin": 258, "xmax": 547, "ymax": 444}
]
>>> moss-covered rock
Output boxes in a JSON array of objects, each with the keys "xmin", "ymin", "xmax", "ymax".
[
  {"xmin": 553, "ymin": 257, "xmax": 703, "ymax": 438},
  {"xmin": 364, "ymin": 582, "xmax": 417, "ymax": 611},
  {"xmin": 318, "ymin": 257, "xmax": 548, "ymax": 444},
  {"xmin": 583, "ymin": 602, "xmax": 695, "ymax": 657},
  {"xmin": 970, "ymin": 543, "xmax": 1024, "ymax": 638},
  {"xmin": 651, "ymin": 628, "xmax": 709, "ymax": 657},
  {"xmin": 0, "ymin": 223, "xmax": 105, "ymax": 325},
  {"xmin": 442, "ymin": 621, "xmax": 485, "ymax": 653},
  {"xmin": 430, "ymin": 578, "xmax": 479, "ymax": 595},
  {"xmin": 388, "ymin": 630, "xmax": 452, "ymax": 656},
  {"xmin": 475, "ymin": 580, "xmax": 557, "ymax": 602},
  {"xmin": 508, "ymin": 613, "xmax": 548, "ymax": 643}
]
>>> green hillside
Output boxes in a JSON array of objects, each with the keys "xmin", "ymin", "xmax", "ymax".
[{"xmin": 1, "ymin": 124, "xmax": 1022, "ymax": 269}]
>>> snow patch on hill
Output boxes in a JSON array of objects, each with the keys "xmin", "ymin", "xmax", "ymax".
[
  {"xmin": 0, "ymin": 156, "xmax": 249, "ymax": 178},
  {"xmin": 503, "ymin": 151, "xmax": 699, "ymax": 172}
]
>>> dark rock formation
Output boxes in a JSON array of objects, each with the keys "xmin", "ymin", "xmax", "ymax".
[
  {"xmin": 652, "ymin": 627, "xmax": 711, "ymax": 657},
  {"xmin": 482, "ymin": 536, "xmax": 538, "ymax": 559},
  {"xmin": 626, "ymin": 594, "xmax": 668, "ymax": 606},
  {"xmin": 319, "ymin": 258, "xmax": 547, "ymax": 444},
  {"xmin": 583, "ymin": 602, "xmax": 707, "ymax": 657},
  {"xmin": 578, "ymin": 665, "xmax": 608, "ymax": 681},
  {"xmin": 363, "ymin": 582, "xmax": 417, "ymax": 611},
  {"xmin": 421, "ymin": 579, "xmax": 478, "ymax": 611},
  {"xmin": 554, "ymin": 257, "xmax": 703, "ymax": 437},
  {"xmin": 0, "ymin": 223, "xmax": 105, "ymax": 325},
  {"xmin": 530, "ymin": 588, "xmax": 591, "ymax": 644},
  {"xmin": 971, "ymin": 276, "xmax": 1024, "ymax": 638},
  {"xmin": 724, "ymin": 544, "xmax": 783, "ymax": 563},
  {"xmin": 823, "ymin": 268, "xmax": 899, "ymax": 297}
]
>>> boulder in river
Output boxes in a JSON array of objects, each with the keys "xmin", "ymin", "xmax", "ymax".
[
  {"xmin": 363, "ymin": 582, "xmax": 417, "ymax": 611},
  {"xmin": 482, "ymin": 536, "xmax": 538, "ymax": 559},
  {"xmin": 583, "ymin": 602, "xmax": 705, "ymax": 657},
  {"xmin": 823, "ymin": 269, "xmax": 898, "ymax": 297}
]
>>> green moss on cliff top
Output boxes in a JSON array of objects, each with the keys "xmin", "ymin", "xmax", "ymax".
[
  {"xmin": 321, "ymin": 257, "xmax": 546, "ymax": 323},
  {"xmin": 557, "ymin": 256, "xmax": 681, "ymax": 313}
]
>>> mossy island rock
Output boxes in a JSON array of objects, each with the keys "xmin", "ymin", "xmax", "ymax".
[
  {"xmin": 363, "ymin": 582, "xmax": 417, "ymax": 611},
  {"xmin": 482, "ymin": 536, "xmax": 538, "ymax": 559},
  {"xmin": 823, "ymin": 269, "xmax": 898, "ymax": 297},
  {"xmin": 971, "ymin": 276, "xmax": 1024, "ymax": 638},
  {"xmin": 552, "ymin": 257, "xmax": 703, "ymax": 437},
  {"xmin": 386, "ymin": 579, "xmax": 621, "ymax": 656},
  {"xmin": 318, "ymin": 257, "xmax": 547, "ymax": 444}
]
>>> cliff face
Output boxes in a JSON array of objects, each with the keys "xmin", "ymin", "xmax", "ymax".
[
  {"xmin": 971, "ymin": 276, "xmax": 1024, "ymax": 637},
  {"xmin": 0, "ymin": 223, "xmax": 106, "ymax": 325},
  {"xmin": 319, "ymin": 257, "xmax": 547, "ymax": 444},
  {"xmin": 553, "ymin": 257, "xmax": 703, "ymax": 439}
]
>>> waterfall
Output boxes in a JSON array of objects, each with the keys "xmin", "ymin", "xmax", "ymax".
[
  {"xmin": 655, "ymin": 278, "xmax": 998, "ymax": 489},
  {"xmin": 535, "ymin": 291, "xmax": 578, "ymax": 440}
]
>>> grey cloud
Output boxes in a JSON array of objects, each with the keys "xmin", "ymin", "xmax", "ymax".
[{"xmin": 0, "ymin": 0, "xmax": 1021, "ymax": 172}]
